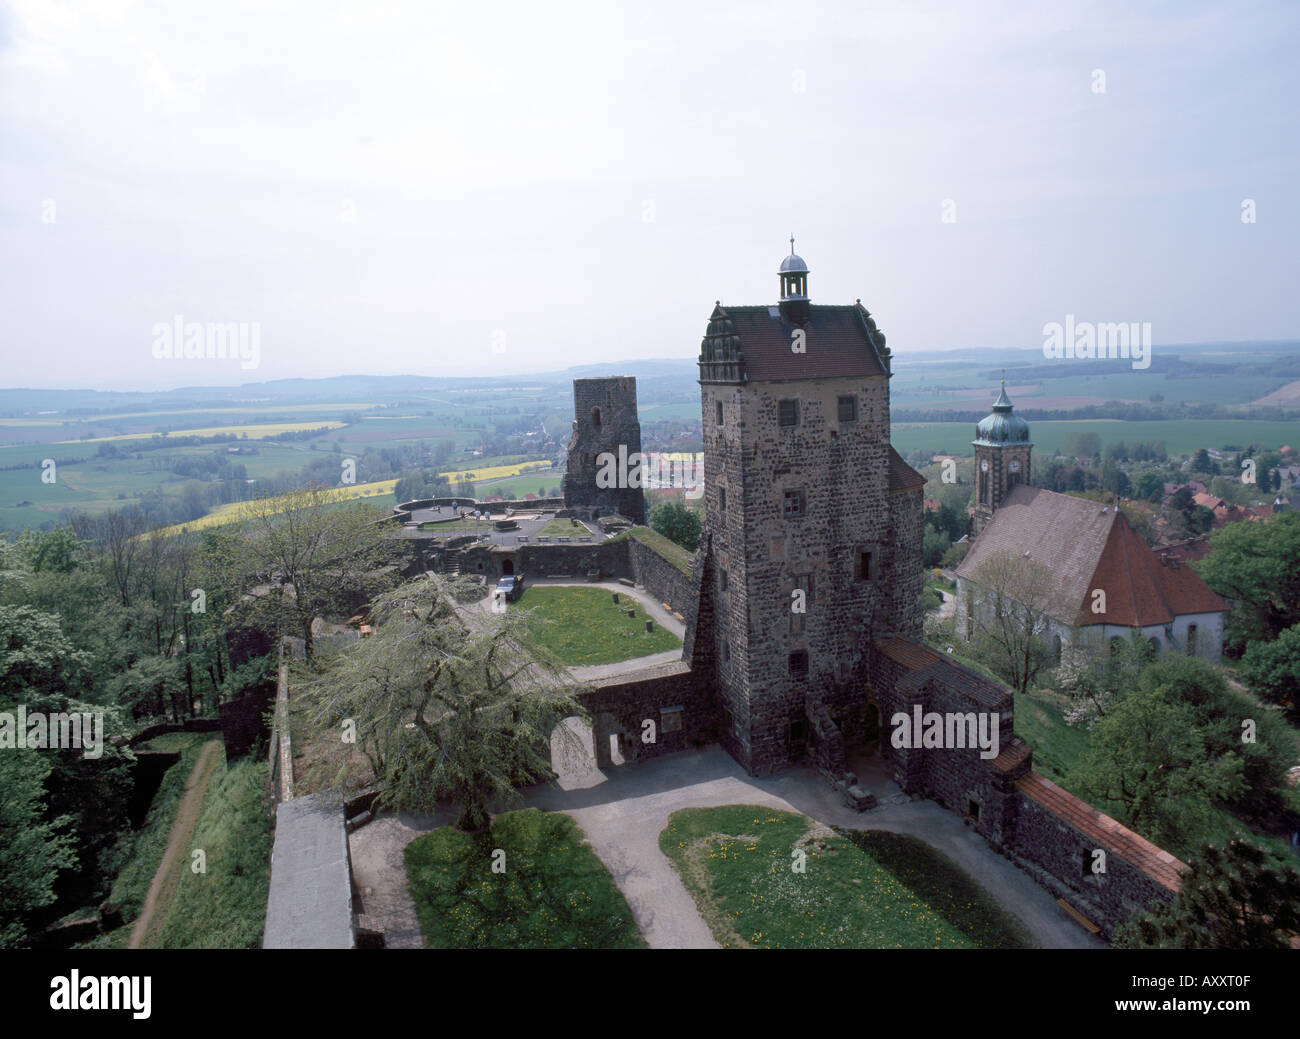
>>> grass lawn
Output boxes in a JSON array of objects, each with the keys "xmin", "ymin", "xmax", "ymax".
[
  {"xmin": 659, "ymin": 805, "xmax": 1032, "ymax": 949},
  {"xmin": 514, "ymin": 585, "xmax": 681, "ymax": 666},
  {"xmin": 404, "ymin": 808, "xmax": 645, "ymax": 949},
  {"xmin": 418, "ymin": 518, "xmax": 499, "ymax": 533},
  {"xmin": 531, "ymin": 516, "xmax": 593, "ymax": 538}
]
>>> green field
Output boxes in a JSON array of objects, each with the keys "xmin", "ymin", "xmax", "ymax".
[
  {"xmin": 404, "ymin": 809, "xmax": 645, "ymax": 949},
  {"xmin": 514, "ymin": 585, "xmax": 681, "ymax": 665},
  {"xmin": 890, "ymin": 419, "xmax": 1300, "ymax": 459}
]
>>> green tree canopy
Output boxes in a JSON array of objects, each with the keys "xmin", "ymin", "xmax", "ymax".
[
  {"xmin": 301, "ymin": 574, "xmax": 586, "ymax": 830},
  {"xmin": 1114, "ymin": 838, "xmax": 1300, "ymax": 949}
]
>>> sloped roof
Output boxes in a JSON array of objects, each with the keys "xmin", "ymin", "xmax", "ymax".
[
  {"xmin": 717, "ymin": 304, "xmax": 887, "ymax": 382},
  {"xmin": 888, "ymin": 446, "xmax": 927, "ymax": 492},
  {"xmin": 876, "ymin": 635, "xmax": 1012, "ymax": 710},
  {"xmin": 956, "ymin": 485, "xmax": 1227, "ymax": 627}
]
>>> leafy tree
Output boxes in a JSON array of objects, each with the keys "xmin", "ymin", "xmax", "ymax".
[
  {"xmin": 940, "ymin": 541, "xmax": 969, "ymax": 568},
  {"xmin": 301, "ymin": 575, "xmax": 586, "ymax": 831},
  {"xmin": 1069, "ymin": 683, "xmax": 1243, "ymax": 854},
  {"xmin": 1192, "ymin": 448, "xmax": 1214, "ymax": 474},
  {"xmin": 649, "ymin": 501, "xmax": 701, "ymax": 552},
  {"xmin": 922, "ymin": 524, "xmax": 950, "ymax": 568},
  {"xmin": 228, "ymin": 485, "xmax": 402, "ymax": 660},
  {"xmin": 0, "ymin": 752, "xmax": 76, "ymax": 948},
  {"xmin": 1238, "ymin": 622, "xmax": 1300, "ymax": 709},
  {"xmin": 1132, "ymin": 470, "xmax": 1164, "ymax": 503},
  {"xmin": 1194, "ymin": 511, "xmax": 1300, "ymax": 652},
  {"xmin": 963, "ymin": 551, "xmax": 1057, "ymax": 695},
  {"xmin": 1114, "ymin": 838, "xmax": 1300, "ymax": 949}
]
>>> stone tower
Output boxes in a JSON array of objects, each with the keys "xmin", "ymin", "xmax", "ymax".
[
  {"xmin": 563, "ymin": 377, "xmax": 646, "ymax": 524},
  {"xmin": 691, "ymin": 244, "xmax": 926, "ymax": 776},
  {"xmin": 972, "ymin": 379, "xmax": 1033, "ymax": 535}
]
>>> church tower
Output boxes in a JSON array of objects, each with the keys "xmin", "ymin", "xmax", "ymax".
[
  {"xmin": 972, "ymin": 378, "xmax": 1032, "ymax": 534},
  {"xmin": 691, "ymin": 243, "xmax": 924, "ymax": 776}
]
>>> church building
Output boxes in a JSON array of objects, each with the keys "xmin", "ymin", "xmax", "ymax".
[{"xmin": 955, "ymin": 384, "xmax": 1228, "ymax": 663}]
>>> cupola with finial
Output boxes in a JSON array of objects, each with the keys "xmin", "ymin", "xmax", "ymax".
[{"xmin": 778, "ymin": 235, "xmax": 810, "ymax": 323}]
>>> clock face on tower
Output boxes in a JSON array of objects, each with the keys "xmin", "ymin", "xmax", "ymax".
[
  {"xmin": 980, "ymin": 459, "xmax": 989, "ymax": 472},
  {"xmin": 1010, "ymin": 460, "xmax": 1021, "ymax": 473}
]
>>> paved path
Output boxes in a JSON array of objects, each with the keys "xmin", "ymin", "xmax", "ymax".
[
  {"xmin": 348, "ymin": 744, "xmax": 1104, "ymax": 950},
  {"xmin": 128, "ymin": 740, "xmax": 222, "ymax": 949}
]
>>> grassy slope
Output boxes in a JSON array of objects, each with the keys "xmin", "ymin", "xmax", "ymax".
[
  {"xmin": 404, "ymin": 809, "xmax": 645, "ymax": 949},
  {"xmin": 514, "ymin": 585, "xmax": 681, "ymax": 666},
  {"xmin": 624, "ymin": 525, "xmax": 693, "ymax": 575},
  {"xmin": 659, "ymin": 805, "xmax": 1031, "ymax": 949},
  {"xmin": 75, "ymin": 732, "xmax": 212, "ymax": 949},
  {"xmin": 151, "ymin": 752, "xmax": 272, "ymax": 949}
]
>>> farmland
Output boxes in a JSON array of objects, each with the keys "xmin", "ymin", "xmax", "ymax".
[{"xmin": 890, "ymin": 419, "xmax": 1300, "ymax": 459}]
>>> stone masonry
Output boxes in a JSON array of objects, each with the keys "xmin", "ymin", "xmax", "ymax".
[{"xmin": 563, "ymin": 377, "xmax": 646, "ymax": 524}]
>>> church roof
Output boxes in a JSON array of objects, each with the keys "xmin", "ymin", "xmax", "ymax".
[
  {"xmin": 955, "ymin": 485, "xmax": 1227, "ymax": 627},
  {"xmin": 701, "ymin": 303, "xmax": 887, "ymax": 382}
]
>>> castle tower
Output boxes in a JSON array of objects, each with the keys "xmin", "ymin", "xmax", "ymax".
[
  {"xmin": 693, "ymin": 244, "xmax": 925, "ymax": 776},
  {"xmin": 562, "ymin": 377, "xmax": 646, "ymax": 524},
  {"xmin": 972, "ymin": 377, "xmax": 1033, "ymax": 534}
]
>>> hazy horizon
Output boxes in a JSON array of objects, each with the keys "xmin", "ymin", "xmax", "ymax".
[{"xmin": 3, "ymin": 1, "xmax": 1298, "ymax": 391}]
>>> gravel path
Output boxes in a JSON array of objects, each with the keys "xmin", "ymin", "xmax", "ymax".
[{"xmin": 347, "ymin": 745, "xmax": 1104, "ymax": 950}]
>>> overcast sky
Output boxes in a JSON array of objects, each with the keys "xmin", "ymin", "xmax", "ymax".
[{"xmin": 1, "ymin": 0, "xmax": 1297, "ymax": 390}]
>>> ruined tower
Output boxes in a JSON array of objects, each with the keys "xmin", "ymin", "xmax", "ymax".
[
  {"xmin": 972, "ymin": 379, "xmax": 1033, "ymax": 535},
  {"xmin": 692, "ymin": 244, "xmax": 926, "ymax": 775},
  {"xmin": 562, "ymin": 377, "xmax": 646, "ymax": 524}
]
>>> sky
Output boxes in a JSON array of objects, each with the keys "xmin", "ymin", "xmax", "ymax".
[{"xmin": 1, "ymin": 0, "xmax": 1297, "ymax": 390}]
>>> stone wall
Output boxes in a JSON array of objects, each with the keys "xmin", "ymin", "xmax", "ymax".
[
  {"xmin": 1009, "ymin": 774, "xmax": 1182, "ymax": 937},
  {"xmin": 576, "ymin": 661, "xmax": 716, "ymax": 769},
  {"xmin": 627, "ymin": 535, "xmax": 692, "ymax": 614}
]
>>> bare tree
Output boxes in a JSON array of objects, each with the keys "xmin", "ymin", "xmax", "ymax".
[{"xmin": 963, "ymin": 549, "xmax": 1059, "ymax": 695}]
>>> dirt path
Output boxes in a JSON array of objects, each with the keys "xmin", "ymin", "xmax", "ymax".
[{"xmin": 128, "ymin": 739, "xmax": 222, "ymax": 949}]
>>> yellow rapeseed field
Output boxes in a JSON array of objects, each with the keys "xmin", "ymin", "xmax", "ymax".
[
  {"xmin": 149, "ymin": 479, "xmax": 398, "ymax": 537},
  {"xmin": 438, "ymin": 459, "xmax": 552, "ymax": 482},
  {"xmin": 57, "ymin": 420, "xmax": 348, "ymax": 444}
]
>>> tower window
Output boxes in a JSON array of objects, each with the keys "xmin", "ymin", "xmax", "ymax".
[
  {"xmin": 591, "ymin": 406, "xmax": 602, "ymax": 427},
  {"xmin": 716, "ymin": 400, "xmax": 723, "ymax": 425},
  {"xmin": 778, "ymin": 399, "xmax": 800, "ymax": 427},
  {"xmin": 719, "ymin": 569, "xmax": 728, "ymax": 593},
  {"xmin": 783, "ymin": 489, "xmax": 805, "ymax": 518},
  {"xmin": 719, "ymin": 486, "xmax": 727, "ymax": 512},
  {"xmin": 856, "ymin": 550, "xmax": 874, "ymax": 581},
  {"xmin": 788, "ymin": 650, "xmax": 809, "ymax": 678},
  {"xmin": 837, "ymin": 395, "xmax": 857, "ymax": 423}
]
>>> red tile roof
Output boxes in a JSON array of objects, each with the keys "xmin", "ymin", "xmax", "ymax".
[
  {"xmin": 1082, "ymin": 511, "xmax": 1227, "ymax": 626},
  {"xmin": 957, "ymin": 486, "xmax": 1227, "ymax": 628},
  {"xmin": 1016, "ymin": 771, "xmax": 1187, "ymax": 892},
  {"xmin": 718, "ymin": 304, "xmax": 887, "ymax": 382}
]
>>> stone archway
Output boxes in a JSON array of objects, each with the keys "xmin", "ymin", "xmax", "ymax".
[{"xmin": 501, "ymin": 558, "xmax": 514, "ymax": 576}]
